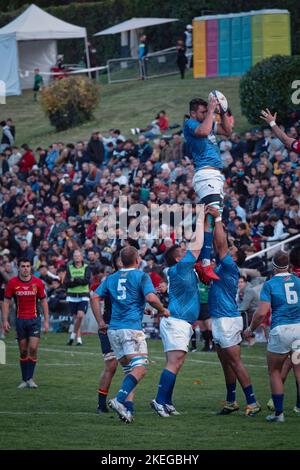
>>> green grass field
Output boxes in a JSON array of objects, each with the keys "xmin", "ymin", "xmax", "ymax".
[
  {"xmin": 3, "ymin": 72, "xmax": 249, "ymax": 150},
  {"xmin": 0, "ymin": 333, "xmax": 299, "ymax": 450}
]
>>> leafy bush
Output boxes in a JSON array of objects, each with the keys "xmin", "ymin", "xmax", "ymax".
[
  {"xmin": 40, "ymin": 76, "xmax": 100, "ymax": 131},
  {"xmin": 240, "ymin": 55, "xmax": 300, "ymax": 125}
]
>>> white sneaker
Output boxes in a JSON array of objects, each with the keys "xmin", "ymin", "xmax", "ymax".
[
  {"xmin": 164, "ymin": 404, "xmax": 180, "ymax": 415},
  {"xmin": 130, "ymin": 128, "xmax": 136, "ymax": 135},
  {"xmin": 266, "ymin": 413, "xmax": 285, "ymax": 423},
  {"xmin": 27, "ymin": 379, "xmax": 38, "ymax": 389},
  {"xmin": 17, "ymin": 381, "xmax": 28, "ymax": 389},
  {"xmin": 76, "ymin": 338, "xmax": 82, "ymax": 346},
  {"xmin": 108, "ymin": 398, "xmax": 131, "ymax": 422},
  {"xmin": 150, "ymin": 399, "xmax": 170, "ymax": 418}
]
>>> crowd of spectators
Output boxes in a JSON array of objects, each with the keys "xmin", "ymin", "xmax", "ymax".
[{"xmin": 0, "ymin": 111, "xmax": 300, "ymax": 330}]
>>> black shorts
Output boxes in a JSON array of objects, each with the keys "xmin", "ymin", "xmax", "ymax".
[
  {"xmin": 98, "ymin": 330, "xmax": 116, "ymax": 361},
  {"xmin": 199, "ymin": 303, "xmax": 210, "ymax": 321},
  {"xmin": 69, "ymin": 301, "xmax": 89, "ymax": 316},
  {"xmin": 16, "ymin": 317, "xmax": 41, "ymax": 341}
]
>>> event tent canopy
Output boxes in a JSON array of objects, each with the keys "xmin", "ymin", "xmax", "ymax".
[
  {"xmin": 0, "ymin": 3, "xmax": 87, "ymax": 40},
  {"xmin": 94, "ymin": 17, "xmax": 178, "ymax": 35},
  {"xmin": 0, "ymin": 4, "xmax": 90, "ymax": 92}
]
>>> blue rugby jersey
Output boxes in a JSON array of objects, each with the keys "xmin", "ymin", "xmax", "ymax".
[
  {"xmin": 167, "ymin": 250, "xmax": 200, "ymax": 324},
  {"xmin": 260, "ymin": 273, "xmax": 300, "ymax": 330},
  {"xmin": 208, "ymin": 254, "xmax": 241, "ymax": 319},
  {"xmin": 183, "ymin": 118, "xmax": 223, "ymax": 171},
  {"xmin": 96, "ymin": 269, "xmax": 155, "ymax": 330}
]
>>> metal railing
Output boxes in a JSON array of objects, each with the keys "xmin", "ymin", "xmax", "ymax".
[{"xmin": 245, "ymin": 233, "xmax": 300, "ymax": 275}]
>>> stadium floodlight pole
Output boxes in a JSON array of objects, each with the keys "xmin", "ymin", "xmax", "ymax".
[{"xmin": 84, "ymin": 35, "xmax": 92, "ymax": 79}]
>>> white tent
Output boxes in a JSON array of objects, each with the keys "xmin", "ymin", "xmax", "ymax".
[
  {"xmin": 0, "ymin": 33, "xmax": 20, "ymax": 96},
  {"xmin": 95, "ymin": 17, "xmax": 178, "ymax": 57},
  {"xmin": 0, "ymin": 4, "xmax": 89, "ymax": 92}
]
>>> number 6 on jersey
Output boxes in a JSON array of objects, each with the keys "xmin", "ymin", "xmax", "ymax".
[{"xmin": 285, "ymin": 282, "xmax": 298, "ymax": 304}]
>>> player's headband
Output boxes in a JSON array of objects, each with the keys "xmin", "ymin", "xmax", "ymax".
[{"xmin": 272, "ymin": 260, "xmax": 289, "ymax": 270}]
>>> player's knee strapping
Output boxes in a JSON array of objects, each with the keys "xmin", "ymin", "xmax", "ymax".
[
  {"xmin": 129, "ymin": 356, "xmax": 148, "ymax": 370},
  {"xmin": 121, "ymin": 363, "xmax": 132, "ymax": 375}
]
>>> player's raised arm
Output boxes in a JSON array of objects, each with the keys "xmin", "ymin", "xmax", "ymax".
[
  {"xmin": 189, "ymin": 203, "xmax": 205, "ymax": 259},
  {"xmin": 207, "ymin": 206, "xmax": 227, "ymax": 259},
  {"xmin": 193, "ymin": 96, "xmax": 218, "ymax": 137},
  {"xmin": 260, "ymin": 108, "xmax": 295, "ymax": 149}
]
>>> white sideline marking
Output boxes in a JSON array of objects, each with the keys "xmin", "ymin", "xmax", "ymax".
[
  {"xmin": 5, "ymin": 345, "xmax": 267, "ymax": 368},
  {"xmin": 4, "ymin": 363, "xmax": 83, "ymax": 367},
  {"xmin": 4, "ymin": 348, "xmax": 267, "ymax": 369}
]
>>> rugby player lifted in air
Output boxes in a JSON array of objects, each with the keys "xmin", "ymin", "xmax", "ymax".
[
  {"xmin": 2, "ymin": 258, "xmax": 49, "ymax": 389},
  {"xmin": 184, "ymin": 91, "xmax": 233, "ymax": 283}
]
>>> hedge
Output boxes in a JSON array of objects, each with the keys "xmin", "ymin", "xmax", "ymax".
[{"xmin": 239, "ymin": 55, "xmax": 300, "ymax": 125}]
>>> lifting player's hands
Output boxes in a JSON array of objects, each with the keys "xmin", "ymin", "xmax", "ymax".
[
  {"xmin": 208, "ymin": 95, "xmax": 218, "ymax": 114},
  {"xmin": 3, "ymin": 320, "xmax": 10, "ymax": 334},
  {"xmin": 260, "ymin": 108, "xmax": 277, "ymax": 125},
  {"xmin": 205, "ymin": 205, "xmax": 221, "ymax": 219}
]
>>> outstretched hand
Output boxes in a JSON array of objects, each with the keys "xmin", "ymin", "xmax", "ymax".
[{"xmin": 260, "ymin": 108, "xmax": 277, "ymax": 125}]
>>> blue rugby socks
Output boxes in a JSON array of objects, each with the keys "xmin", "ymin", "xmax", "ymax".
[
  {"xmin": 226, "ymin": 383, "xmax": 237, "ymax": 403},
  {"xmin": 156, "ymin": 369, "xmax": 177, "ymax": 405},
  {"xmin": 27, "ymin": 357, "xmax": 37, "ymax": 381},
  {"xmin": 116, "ymin": 374, "xmax": 137, "ymax": 404},
  {"xmin": 243, "ymin": 385, "xmax": 256, "ymax": 405},
  {"xmin": 200, "ymin": 231, "xmax": 213, "ymax": 266},
  {"xmin": 20, "ymin": 357, "xmax": 29, "ymax": 382},
  {"xmin": 272, "ymin": 394, "xmax": 284, "ymax": 416}
]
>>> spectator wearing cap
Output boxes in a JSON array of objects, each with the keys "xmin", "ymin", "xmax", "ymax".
[{"xmin": 87, "ymin": 131, "xmax": 104, "ymax": 167}]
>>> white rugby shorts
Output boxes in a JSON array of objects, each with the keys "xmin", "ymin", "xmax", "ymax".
[
  {"xmin": 159, "ymin": 316, "xmax": 193, "ymax": 353},
  {"xmin": 212, "ymin": 316, "xmax": 243, "ymax": 349},
  {"xmin": 267, "ymin": 323, "xmax": 300, "ymax": 354},
  {"xmin": 107, "ymin": 329, "xmax": 148, "ymax": 360},
  {"xmin": 193, "ymin": 168, "xmax": 225, "ymax": 202}
]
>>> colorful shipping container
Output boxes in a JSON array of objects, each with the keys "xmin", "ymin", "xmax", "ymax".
[{"xmin": 193, "ymin": 9, "xmax": 291, "ymax": 78}]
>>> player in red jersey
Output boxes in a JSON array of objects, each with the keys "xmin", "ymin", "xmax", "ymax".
[
  {"xmin": 2, "ymin": 258, "xmax": 49, "ymax": 389},
  {"xmin": 260, "ymin": 108, "xmax": 300, "ymax": 154}
]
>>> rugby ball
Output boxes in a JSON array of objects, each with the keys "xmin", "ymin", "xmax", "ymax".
[{"xmin": 208, "ymin": 90, "xmax": 228, "ymax": 114}]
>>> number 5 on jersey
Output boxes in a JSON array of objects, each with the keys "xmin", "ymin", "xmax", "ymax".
[
  {"xmin": 117, "ymin": 279, "xmax": 127, "ymax": 300},
  {"xmin": 284, "ymin": 282, "xmax": 298, "ymax": 304}
]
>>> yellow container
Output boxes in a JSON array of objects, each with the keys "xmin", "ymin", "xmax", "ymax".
[{"xmin": 193, "ymin": 19, "xmax": 206, "ymax": 78}]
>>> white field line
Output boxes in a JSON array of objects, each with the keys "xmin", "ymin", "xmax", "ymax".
[{"xmin": 5, "ymin": 345, "xmax": 267, "ymax": 369}]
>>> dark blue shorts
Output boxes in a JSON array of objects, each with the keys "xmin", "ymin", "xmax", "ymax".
[
  {"xmin": 98, "ymin": 330, "xmax": 116, "ymax": 360},
  {"xmin": 69, "ymin": 301, "xmax": 89, "ymax": 316},
  {"xmin": 16, "ymin": 317, "xmax": 41, "ymax": 341}
]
